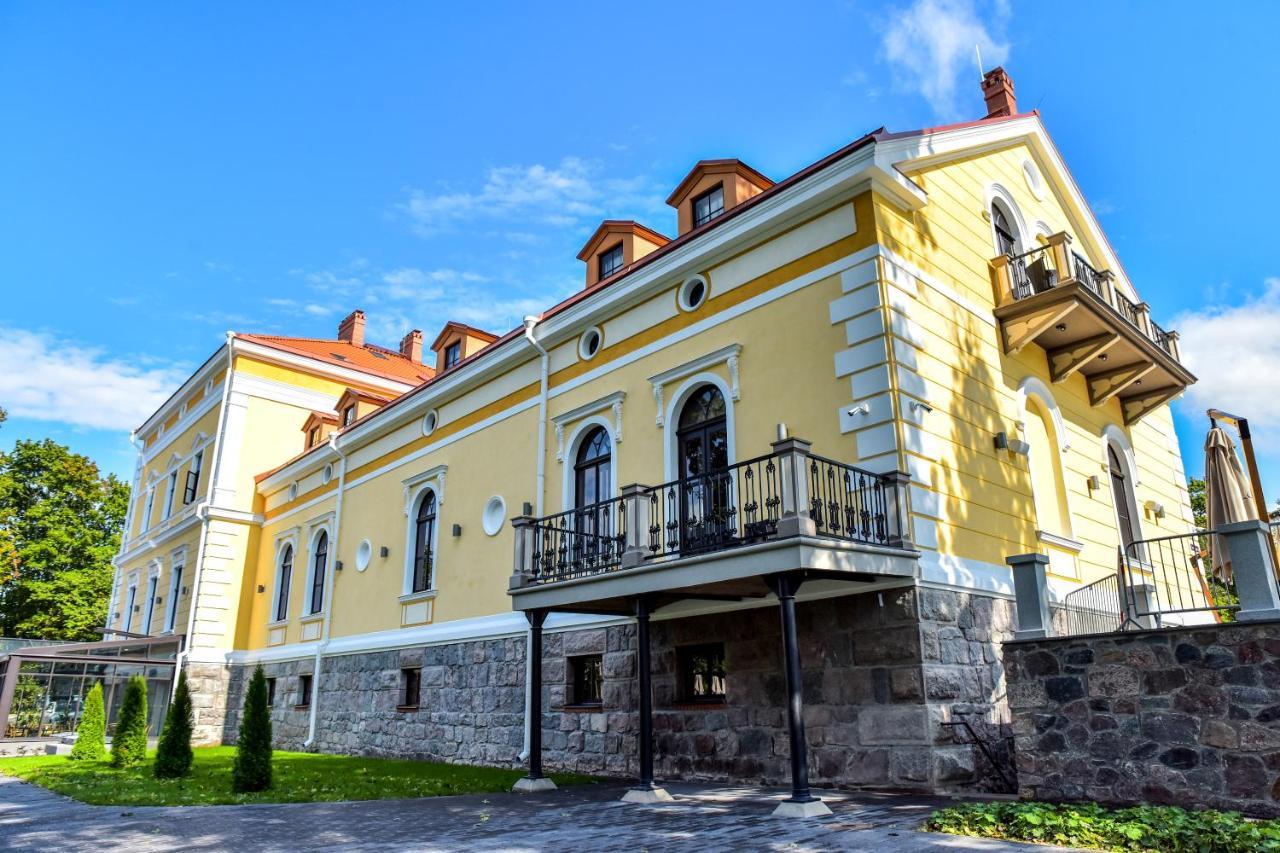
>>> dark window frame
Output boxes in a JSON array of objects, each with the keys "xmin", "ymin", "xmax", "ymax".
[
  {"xmin": 569, "ymin": 654, "xmax": 603, "ymax": 707},
  {"xmin": 275, "ymin": 544, "xmax": 293, "ymax": 622},
  {"xmin": 677, "ymin": 642, "xmax": 727, "ymax": 704},
  {"xmin": 443, "ymin": 342, "xmax": 462, "ymax": 369},
  {"xmin": 342, "ymin": 405, "xmax": 356, "ymax": 427},
  {"xmin": 266, "ymin": 677, "xmax": 277, "ymax": 708},
  {"xmin": 308, "ymin": 426, "xmax": 321, "ymax": 448},
  {"xmin": 309, "ymin": 532, "xmax": 328, "ymax": 615},
  {"xmin": 183, "ymin": 450, "xmax": 203, "ymax": 504},
  {"xmin": 598, "ymin": 243, "xmax": 625, "ymax": 280},
  {"xmin": 412, "ymin": 491, "xmax": 437, "ymax": 593},
  {"xmin": 399, "ymin": 667, "xmax": 422, "ymax": 710},
  {"xmin": 691, "ymin": 183, "xmax": 726, "ymax": 228},
  {"xmin": 297, "ymin": 673, "xmax": 313, "ymax": 709}
]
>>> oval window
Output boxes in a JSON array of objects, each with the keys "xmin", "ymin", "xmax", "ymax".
[
  {"xmin": 422, "ymin": 410, "xmax": 439, "ymax": 436},
  {"xmin": 678, "ymin": 276, "xmax": 708, "ymax": 312},
  {"xmin": 579, "ymin": 327, "xmax": 603, "ymax": 361},
  {"xmin": 355, "ymin": 539, "xmax": 373, "ymax": 572},
  {"xmin": 482, "ymin": 496, "xmax": 507, "ymax": 536}
]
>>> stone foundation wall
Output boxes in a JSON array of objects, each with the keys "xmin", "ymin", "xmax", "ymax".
[
  {"xmin": 218, "ymin": 584, "xmax": 1013, "ymax": 793},
  {"xmin": 1006, "ymin": 620, "xmax": 1280, "ymax": 818},
  {"xmin": 185, "ymin": 662, "xmax": 231, "ymax": 746}
]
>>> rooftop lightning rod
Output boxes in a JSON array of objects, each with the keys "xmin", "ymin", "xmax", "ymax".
[{"xmin": 975, "ymin": 45, "xmax": 984, "ymax": 79}]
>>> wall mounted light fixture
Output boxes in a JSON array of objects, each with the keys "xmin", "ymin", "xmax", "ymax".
[
  {"xmin": 452, "ymin": 524, "xmax": 463, "ymax": 537},
  {"xmin": 380, "ymin": 546, "xmax": 390, "ymax": 558}
]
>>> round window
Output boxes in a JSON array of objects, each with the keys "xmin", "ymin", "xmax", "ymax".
[
  {"xmin": 422, "ymin": 410, "xmax": 439, "ymax": 436},
  {"xmin": 355, "ymin": 539, "xmax": 372, "ymax": 572},
  {"xmin": 288, "ymin": 482, "xmax": 299, "ymax": 501},
  {"xmin": 1023, "ymin": 159, "xmax": 1046, "ymax": 201},
  {"xmin": 678, "ymin": 275, "xmax": 708, "ymax": 312},
  {"xmin": 579, "ymin": 327, "xmax": 603, "ymax": 360},
  {"xmin": 482, "ymin": 496, "xmax": 507, "ymax": 537}
]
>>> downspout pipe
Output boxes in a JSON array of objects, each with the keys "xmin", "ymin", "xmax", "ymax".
[
  {"xmin": 304, "ymin": 433, "xmax": 348, "ymax": 749},
  {"xmin": 177, "ymin": 335, "xmax": 235, "ymax": 683},
  {"xmin": 519, "ymin": 315, "xmax": 550, "ymax": 763}
]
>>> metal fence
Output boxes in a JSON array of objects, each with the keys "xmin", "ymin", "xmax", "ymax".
[
  {"xmin": 1053, "ymin": 573, "xmax": 1124, "ymax": 636},
  {"xmin": 645, "ymin": 453, "xmax": 783, "ymax": 560},
  {"xmin": 807, "ymin": 455, "xmax": 894, "ymax": 546},
  {"xmin": 530, "ymin": 499, "xmax": 628, "ymax": 583},
  {"xmin": 1120, "ymin": 530, "xmax": 1237, "ymax": 627}
]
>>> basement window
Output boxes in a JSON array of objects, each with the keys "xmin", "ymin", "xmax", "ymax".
[
  {"xmin": 678, "ymin": 643, "xmax": 726, "ymax": 703},
  {"xmin": 692, "ymin": 184, "xmax": 725, "ymax": 228},
  {"xmin": 297, "ymin": 673, "xmax": 313, "ymax": 709},
  {"xmin": 266, "ymin": 677, "xmax": 277, "ymax": 708},
  {"xmin": 569, "ymin": 655, "xmax": 603, "ymax": 707},
  {"xmin": 399, "ymin": 667, "xmax": 421, "ymax": 710},
  {"xmin": 598, "ymin": 243, "xmax": 624, "ymax": 280}
]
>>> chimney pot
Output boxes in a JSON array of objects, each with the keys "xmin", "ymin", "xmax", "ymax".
[
  {"xmin": 399, "ymin": 329, "xmax": 424, "ymax": 363},
  {"xmin": 981, "ymin": 67, "xmax": 1017, "ymax": 119},
  {"xmin": 338, "ymin": 310, "xmax": 366, "ymax": 347}
]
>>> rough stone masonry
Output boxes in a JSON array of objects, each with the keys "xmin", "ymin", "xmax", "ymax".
[{"xmin": 1006, "ymin": 619, "xmax": 1280, "ymax": 818}]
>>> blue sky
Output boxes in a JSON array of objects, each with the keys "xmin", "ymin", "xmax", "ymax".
[{"xmin": 2, "ymin": 0, "xmax": 1278, "ymax": 506}]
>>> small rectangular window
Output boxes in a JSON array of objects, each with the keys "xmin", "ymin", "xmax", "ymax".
[
  {"xmin": 183, "ymin": 450, "xmax": 203, "ymax": 504},
  {"xmin": 165, "ymin": 565, "xmax": 183, "ymax": 632},
  {"xmin": 598, "ymin": 244, "xmax": 624, "ymax": 280},
  {"xmin": 141, "ymin": 489, "xmax": 155, "ymax": 533},
  {"xmin": 692, "ymin": 184, "xmax": 725, "ymax": 228},
  {"xmin": 443, "ymin": 342, "xmax": 462, "ymax": 369},
  {"xmin": 678, "ymin": 643, "xmax": 726, "ymax": 703},
  {"xmin": 163, "ymin": 471, "xmax": 178, "ymax": 519},
  {"xmin": 569, "ymin": 655, "xmax": 603, "ymax": 707},
  {"xmin": 298, "ymin": 673, "xmax": 313, "ymax": 708},
  {"xmin": 400, "ymin": 667, "xmax": 421, "ymax": 709},
  {"xmin": 342, "ymin": 405, "xmax": 356, "ymax": 427},
  {"xmin": 266, "ymin": 677, "xmax": 277, "ymax": 708}
]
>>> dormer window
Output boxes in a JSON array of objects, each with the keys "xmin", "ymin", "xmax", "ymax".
[
  {"xmin": 443, "ymin": 342, "xmax": 462, "ymax": 369},
  {"xmin": 598, "ymin": 244, "xmax": 624, "ymax": 280},
  {"xmin": 692, "ymin": 184, "xmax": 725, "ymax": 228},
  {"xmin": 342, "ymin": 405, "xmax": 356, "ymax": 427},
  {"xmin": 308, "ymin": 426, "xmax": 321, "ymax": 448}
]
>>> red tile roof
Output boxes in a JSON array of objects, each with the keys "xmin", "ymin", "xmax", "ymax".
[{"xmin": 237, "ymin": 334, "xmax": 435, "ymax": 384}]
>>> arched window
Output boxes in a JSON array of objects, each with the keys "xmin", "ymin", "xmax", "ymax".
[
  {"xmin": 275, "ymin": 544, "xmax": 293, "ymax": 622},
  {"xmin": 676, "ymin": 385, "xmax": 731, "ymax": 554},
  {"xmin": 574, "ymin": 427, "xmax": 612, "ymax": 509},
  {"xmin": 309, "ymin": 531, "xmax": 328, "ymax": 614},
  {"xmin": 1108, "ymin": 444, "xmax": 1141, "ymax": 554},
  {"xmin": 1024, "ymin": 399, "xmax": 1072, "ymax": 536},
  {"xmin": 992, "ymin": 203, "xmax": 1017, "ymax": 256},
  {"xmin": 412, "ymin": 492, "xmax": 437, "ymax": 593}
]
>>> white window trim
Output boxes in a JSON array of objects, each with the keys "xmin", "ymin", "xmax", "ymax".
[
  {"xmin": 402, "ymin": 470, "xmax": 445, "ymax": 597},
  {"xmin": 122, "ymin": 571, "xmax": 140, "ymax": 632},
  {"xmin": 1016, "ymin": 376, "xmax": 1076, "ymax": 541},
  {"xmin": 142, "ymin": 567, "xmax": 160, "ymax": 635},
  {"xmin": 270, "ymin": 528, "xmax": 300, "ymax": 625},
  {"xmin": 552, "ymin": 391, "xmax": 625, "ymax": 462},
  {"xmin": 649, "ymin": 344, "xmax": 741, "ymax": 428},
  {"xmin": 661, "ymin": 372, "xmax": 738, "ymax": 484},
  {"xmin": 141, "ymin": 487, "xmax": 156, "ymax": 534},
  {"xmin": 985, "ymin": 182, "xmax": 1029, "ymax": 256},
  {"xmin": 163, "ymin": 470, "xmax": 179, "ymax": 519},
  {"xmin": 1101, "ymin": 425, "xmax": 1145, "ymax": 556},
  {"xmin": 164, "ymin": 561, "xmax": 184, "ymax": 634},
  {"xmin": 303, "ymin": 517, "xmax": 334, "ymax": 616},
  {"xmin": 559, "ymin": 416, "xmax": 620, "ymax": 512}
]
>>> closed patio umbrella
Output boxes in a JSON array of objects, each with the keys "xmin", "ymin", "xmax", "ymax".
[{"xmin": 1204, "ymin": 424, "xmax": 1255, "ymax": 580}]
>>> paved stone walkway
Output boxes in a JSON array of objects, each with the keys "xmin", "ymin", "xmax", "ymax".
[{"xmin": 0, "ymin": 775, "xmax": 1070, "ymax": 852}]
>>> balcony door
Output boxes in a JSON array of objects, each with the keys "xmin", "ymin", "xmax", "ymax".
[
  {"xmin": 573, "ymin": 427, "xmax": 615, "ymax": 565},
  {"xmin": 1109, "ymin": 444, "xmax": 1140, "ymax": 555},
  {"xmin": 676, "ymin": 385, "xmax": 732, "ymax": 555}
]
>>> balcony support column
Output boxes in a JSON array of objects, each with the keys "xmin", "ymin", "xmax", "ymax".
[
  {"xmin": 509, "ymin": 515, "xmax": 537, "ymax": 589},
  {"xmin": 622, "ymin": 595, "xmax": 672, "ymax": 804},
  {"xmin": 989, "ymin": 254, "xmax": 1015, "ymax": 306},
  {"xmin": 1134, "ymin": 302, "xmax": 1154, "ymax": 338},
  {"xmin": 513, "ymin": 608, "xmax": 556, "ymax": 793},
  {"xmin": 1045, "ymin": 232, "xmax": 1075, "ymax": 284},
  {"xmin": 883, "ymin": 471, "xmax": 914, "ymax": 549},
  {"xmin": 765, "ymin": 572, "xmax": 831, "ymax": 818},
  {"xmin": 771, "ymin": 435, "xmax": 816, "ymax": 539},
  {"xmin": 1008, "ymin": 553, "xmax": 1053, "ymax": 639},
  {"xmin": 619, "ymin": 484, "xmax": 652, "ymax": 570}
]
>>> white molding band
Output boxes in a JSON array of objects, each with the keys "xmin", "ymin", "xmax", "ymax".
[
  {"xmin": 552, "ymin": 391, "xmax": 625, "ymax": 461},
  {"xmin": 649, "ymin": 344, "xmax": 742, "ymax": 427}
]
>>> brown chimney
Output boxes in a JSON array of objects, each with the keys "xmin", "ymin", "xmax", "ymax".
[
  {"xmin": 338, "ymin": 310, "xmax": 366, "ymax": 347},
  {"xmin": 399, "ymin": 329, "xmax": 423, "ymax": 363},
  {"xmin": 981, "ymin": 67, "xmax": 1016, "ymax": 118}
]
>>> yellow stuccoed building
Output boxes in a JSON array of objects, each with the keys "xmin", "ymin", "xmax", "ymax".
[{"xmin": 105, "ymin": 69, "xmax": 1196, "ymax": 800}]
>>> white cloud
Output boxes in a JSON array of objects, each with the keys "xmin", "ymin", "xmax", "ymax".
[
  {"xmin": 881, "ymin": 0, "xmax": 1010, "ymax": 120},
  {"xmin": 397, "ymin": 157, "xmax": 663, "ymax": 236},
  {"xmin": 1174, "ymin": 278, "xmax": 1280, "ymax": 478},
  {"xmin": 0, "ymin": 327, "xmax": 189, "ymax": 432}
]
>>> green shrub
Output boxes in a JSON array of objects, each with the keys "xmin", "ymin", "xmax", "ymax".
[
  {"xmin": 925, "ymin": 801, "xmax": 1280, "ymax": 852},
  {"xmin": 69, "ymin": 683, "xmax": 107, "ymax": 761},
  {"xmin": 231, "ymin": 665, "xmax": 273, "ymax": 792},
  {"xmin": 110, "ymin": 675, "xmax": 149, "ymax": 768},
  {"xmin": 154, "ymin": 670, "xmax": 194, "ymax": 779}
]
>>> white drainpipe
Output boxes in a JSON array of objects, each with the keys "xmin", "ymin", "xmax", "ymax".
[
  {"xmin": 519, "ymin": 315, "xmax": 550, "ymax": 762},
  {"xmin": 304, "ymin": 433, "xmax": 348, "ymax": 749}
]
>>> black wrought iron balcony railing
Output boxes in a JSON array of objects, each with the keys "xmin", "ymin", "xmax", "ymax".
[
  {"xmin": 997, "ymin": 234, "xmax": 1180, "ymax": 361},
  {"xmin": 511, "ymin": 439, "xmax": 912, "ymax": 587}
]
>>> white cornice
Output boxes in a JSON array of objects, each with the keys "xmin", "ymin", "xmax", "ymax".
[
  {"xmin": 233, "ymin": 339, "xmax": 416, "ymax": 396},
  {"xmin": 135, "ymin": 345, "xmax": 229, "ymax": 440}
]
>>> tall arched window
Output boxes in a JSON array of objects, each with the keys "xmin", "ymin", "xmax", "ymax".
[
  {"xmin": 412, "ymin": 492, "xmax": 437, "ymax": 593},
  {"xmin": 275, "ymin": 544, "xmax": 293, "ymax": 622},
  {"xmin": 309, "ymin": 531, "xmax": 328, "ymax": 614},
  {"xmin": 676, "ymin": 385, "xmax": 730, "ymax": 554},
  {"xmin": 1024, "ymin": 398, "xmax": 1072, "ymax": 537},
  {"xmin": 992, "ymin": 204, "xmax": 1017, "ymax": 256},
  {"xmin": 574, "ymin": 427, "xmax": 612, "ymax": 509},
  {"xmin": 1108, "ymin": 444, "xmax": 1141, "ymax": 554}
]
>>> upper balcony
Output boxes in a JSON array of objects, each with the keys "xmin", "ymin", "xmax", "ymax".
[
  {"xmin": 990, "ymin": 233, "xmax": 1196, "ymax": 425},
  {"xmin": 507, "ymin": 437, "xmax": 918, "ymax": 614}
]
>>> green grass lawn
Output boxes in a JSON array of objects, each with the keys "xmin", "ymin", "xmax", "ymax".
[{"xmin": 0, "ymin": 746, "xmax": 595, "ymax": 806}]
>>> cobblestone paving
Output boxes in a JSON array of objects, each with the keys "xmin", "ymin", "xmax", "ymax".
[{"xmin": 0, "ymin": 775, "xmax": 1069, "ymax": 852}]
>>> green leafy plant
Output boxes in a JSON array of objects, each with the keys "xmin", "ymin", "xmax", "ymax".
[
  {"xmin": 110, "ymin": 675, "xmax": 148, "ymax": 768},
  {"xmin": 231, "ymin": 665, "xmax": 272, "ymax": 792},
  {"xmin": 154, "ymin": 671, "xmax": 193, "ymax": 778},
  {"xmin": 69, "ymin": 682, "xmax": 106, "ymax": 761},
  {"xmin": 925, "ymin": 801, "xmax": 1280, "ymax": 852}
]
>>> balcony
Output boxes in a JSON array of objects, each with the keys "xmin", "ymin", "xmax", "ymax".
[
  {"xmin": 990, "ymin": 233, "xmax": 1196, "ymax": 425},
  {"xmin": 507, "ymin": 438, "xmax": 918, "ymax": 614}
]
